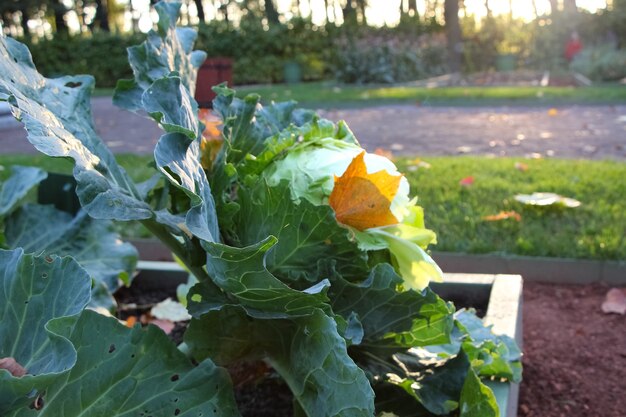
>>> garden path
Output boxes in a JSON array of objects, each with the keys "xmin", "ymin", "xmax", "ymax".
[{"xmin": 1, "ymin": 97, "xmax": 625, "ymax": 160}]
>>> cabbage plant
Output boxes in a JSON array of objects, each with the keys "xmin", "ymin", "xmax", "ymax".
[{"xmin": 0, "ymin": 2, "xmax": 521, "ymax": 416}]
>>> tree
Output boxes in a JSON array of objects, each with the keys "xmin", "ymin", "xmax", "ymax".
[
  {"xmin": 563, "ymin": 0, "xmax": 578, "ymax": 14},
  {"xmin": 444, "ymin": 0, "xmax": 461, "ymax": 72},
  {"xmin": 484, "ymin": 0, "xmax": 491, "ymax": 16},
  {"xmin": 549, "ymin": 0, "xmax": 559, "ymax": 14},
  {"xmin": 92, "ymin": 0, "xmax": 110, "ymax": 31},
  {"xmin": 263, "ymin": 0, "xmax": 279, "ymax": 24},
  {"xmin": 50, "ymin": 0, "xmax": 69, "ymax": 34},
  {"xmin": 355, "ymin": 0, "xmax": 366, "ymax": 25},
  {"xmin": 194, "ymin": 0, "xmax": 206, "ymax": 22}
]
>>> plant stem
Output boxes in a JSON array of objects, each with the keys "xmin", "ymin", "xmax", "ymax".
[{"xmin": 140, "ymin": 218, "xmax": 214, "ymax": 287}]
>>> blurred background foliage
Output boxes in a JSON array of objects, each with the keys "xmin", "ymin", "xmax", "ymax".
[{"xmin": 1, "ymin": 0, "xmax": 625, "ymax": 87}]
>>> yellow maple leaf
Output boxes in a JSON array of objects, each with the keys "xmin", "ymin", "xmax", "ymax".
[{"xmin": 329, "ymin": 151, "xmax": 402, "ymax": 231}]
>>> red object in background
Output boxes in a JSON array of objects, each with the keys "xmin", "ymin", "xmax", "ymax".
[
  {"xmin": 195, "ymin": 57, "xmax": 233, "ymax": 108},
  {"xmin": 564, "ymin": 38, "xmax": 583, "ymax": 62}
]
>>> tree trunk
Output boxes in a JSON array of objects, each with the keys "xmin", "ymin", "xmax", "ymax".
[
  {"xmin": 444, "ymin": 0, "xmax": 461, "ymax": 72},
  {"xmin": 508, "ymin": 0, "xmax": 513, "ymax": 19},
  {"xmin": 549, "ymin": 0, "xmax": 559, "ymax": 14},
  {"xmin": 264, "ymin": 0, "xmax": 279, "ymax": 25},
  {"xmin": 408, "ymin": 0, "xmax": 417, "ymax": 14},
  {"xmin": 355, "ymin": 0, "xmax": 366, "ymax": 25},
  {"xmin": 484, "ymin": 0, "xmax": 491, "ymax": 16},
  {"xmin": 51, "ymin": 0, "xmax": 69, "ymax": 34},
  {"xmin": 94, "ymin": 0, "xmax": 110, "ymax": 31},
  {"xmin": 563, "ymin": 0, "xmax": 578, "ymax": 13},
  {"xmin": 194, "ymin": 0, "xmax": 206, "ymax": 22},
  {"xmin": 531, "ymin": 0, "xmax": 539, "ymax": 18},
  {"xmin": 342, "ymin": 0, "xmax": 357, "ymax": 24},
  {"xmin": 19, "ymin": 5, "xmax": 30, "ymax": 38},
  {"xmin": 400, "ymin": 0, "xmax": 405, "ymax": 15}
]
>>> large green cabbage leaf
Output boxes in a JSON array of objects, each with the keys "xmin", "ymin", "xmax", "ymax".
[{"xmin": 0, "ymin": 248, "xmax": 240, "ymax": 416}]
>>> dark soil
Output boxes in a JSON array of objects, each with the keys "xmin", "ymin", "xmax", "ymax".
[
  {"xmin": 115, "ymin": 277, "xmax": 626, "ymax": 416},
  {"xmin": 519, "ymin": 282, "xmax": 626, "ymax": 417}
]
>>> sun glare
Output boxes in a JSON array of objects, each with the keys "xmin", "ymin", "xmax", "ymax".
[{"xmin": 277, "ymin": 0, "xmax": 609, "ymax": 26}]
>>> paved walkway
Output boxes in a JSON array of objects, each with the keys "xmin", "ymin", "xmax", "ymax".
[{"xmin": 1, "ymin": 97, "xmax": 625, "ymax": 160}]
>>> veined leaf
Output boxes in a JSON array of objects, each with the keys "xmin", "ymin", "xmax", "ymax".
[
  {"xmin": 8, "ymin": 311, "xmax": 240, "ymax": 417},
  {"xmin": 329, "ymin": 263, "xmax": 454, "ymax": 349},
  {"xmin": 212, "ymin": 85, "xmax": 315, "ymax": 165},
  {"xmin": 0, "ymin": 35, "xmax": 150, "ymax": 222},
  {"xmin": 200, "ymin": 238, "xmax": 331, "ymax": 316},
  {"xmin": 372, "ymin": 350, "xmax": 499, "ymax": 417},
  {"xmin": 5, "ymin": 204, "xmax": 137, "ymax": 292},
  {"xmin": 0, "ymin": 249, "xmax": 91, "ymax": 413},
  {"xmin": 0, "ymin": 248, "xmax": 240, "ymax": 416},
  {"xmin": 113, "ymin": 1, "xmax": 206, "ymax": 113},
  {"xmin": 154, "ymin": 133, "xmax": 219, "ymax": 242},
  {"xmin": 0, "ymin": 166, "xmax": 46, "ymax": 217},
  {"xmin": 235, "ymin": 180, "xmax": 368, "ymax": 284},
  {"xmin": 459, "ymin": 369, "xmax": 499, "ymax": 417},
  {"xmin": 186, "ymin": 306, "xmax": 375, "ymax": 417}
]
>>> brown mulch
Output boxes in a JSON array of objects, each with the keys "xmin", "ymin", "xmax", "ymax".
[{"xmin": 519, "ymin": 282, "xmax": 626, "ymax": 417}]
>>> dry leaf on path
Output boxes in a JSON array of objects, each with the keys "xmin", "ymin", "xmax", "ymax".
[{"xmin": 601, "ymin": 288, "xmax": 626, "ymax": 315}]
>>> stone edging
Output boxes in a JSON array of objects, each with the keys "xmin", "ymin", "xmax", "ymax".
[{"xmin": 433, "ymin": 252, "xmax": 625, "ymax": 285}]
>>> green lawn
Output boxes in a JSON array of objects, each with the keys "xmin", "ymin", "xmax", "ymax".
[
  {"xmin": 93, "ymin": 82, "xmax": 626, "ymax": 108},
  {"xmin": 398, "ymin": 157, "xmax": 626, "ymax": 261},
  {"xmin": 235, "ymin": 82, "xmax": 626, "ymax": 108},
  {"xmin": 1, "ymin": 154, "xmax": 624, "ymax": 261}
]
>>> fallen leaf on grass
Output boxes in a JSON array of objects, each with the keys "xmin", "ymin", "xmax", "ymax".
[
  {"xmin": 459, "ymin": 176, "xmax": 475, "ymax": 187},
  {"xmin": 548, "ymin": 108, "xmax": 559, "ymax": 116},
  {"xmin": 483, "ymin": 211, "xmax": 522, "ymax": 222},
  {"xmin": 0, "ymin": 357, "xmax": 27, "ymax": 377},
  {"xmin": 514, "ymin": 162, "xmax": 528, "ymax": 172},
  {"xmin": 515, "ymin": 192, "xmax": 581, "ymax": 208},
  {"xmin": 601, "ymin": 288, "xmax": 626, "ymax": 315},
  {"xmin": 457, "ymin": 146, "xmax": 472, "ymax": 154}
]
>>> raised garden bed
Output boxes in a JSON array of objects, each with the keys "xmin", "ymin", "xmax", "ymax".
[{"xmin": 128, "ymin": 260, "xmax": 524, "ymax": 417}]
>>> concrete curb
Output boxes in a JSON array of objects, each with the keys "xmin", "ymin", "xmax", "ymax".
[
  {"xmin": 433, "ymin": 252, "xmax": 625, "ymax": 285},
  {"xmin": 130, "ymin": 239, "xmax": 625, "ymax": 285}
]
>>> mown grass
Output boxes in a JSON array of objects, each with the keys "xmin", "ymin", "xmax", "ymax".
[
  {"xmin": 236, "ymin": 82, "xmax": 626, "ymax": 108},
  {"xmin": 1, "ymin": 154, "xmax": 624, "ymax": 261},
  {"xmin": 398, "ymin": 157, "xmax": 626, "ymax": 261}
]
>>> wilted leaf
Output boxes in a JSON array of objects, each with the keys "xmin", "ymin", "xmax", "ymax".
[
  {"xmin": 151, "ymin": 298, "xmax": 192, "ymax": 322},
  {"xmin": 459, "ymin": 176, "xmax": 475, "ymax": 187},
  {"xmin": 601, "ymin": 288, "xmax": 626, "ymax": 315},
  {"xmin": 515, "ymin": 192, "xmax": 581, "ymax": 208},
  {"xmin": 329, "ymin": 151, "xmax": 401, "ymax": 231},
  {"xmin": 483, "ymin": 211, "xmax": 521, "ymax": 222},
  {"xmin": 514, "ymin": 162, "xmax": 528, "ymax": 172}
]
